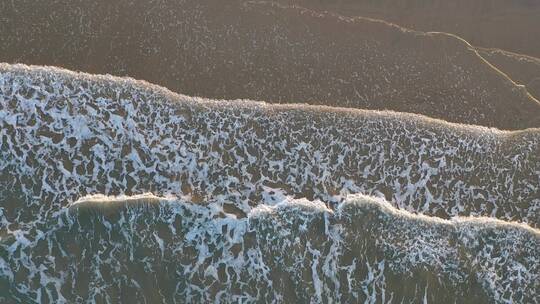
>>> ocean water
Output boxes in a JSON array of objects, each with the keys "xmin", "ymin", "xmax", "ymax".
[
  {"xmin": 2, "ymin": 193, "xmax": 539, "ymax": 303},
  {"xmin": 0, "ymin": 64, "xmax": 539, "ymax": 303}
]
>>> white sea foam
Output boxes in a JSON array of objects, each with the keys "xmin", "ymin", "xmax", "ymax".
[
  {"xmin": 0, "ymin": 64, "xmax": 538, "ymax": 230},
  {"xmin": 0, "ymin": 63, "xmax": 539, "ymax": 302}
]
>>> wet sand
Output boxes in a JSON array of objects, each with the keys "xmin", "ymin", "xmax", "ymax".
[{"xmin": 1, "ymin": 0, "xmax": 539, "ymax": 129}]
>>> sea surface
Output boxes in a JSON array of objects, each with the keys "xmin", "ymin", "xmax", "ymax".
[{"xmin": 0, "ymin": 64, "xmax": 539, "ymax": 303}]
